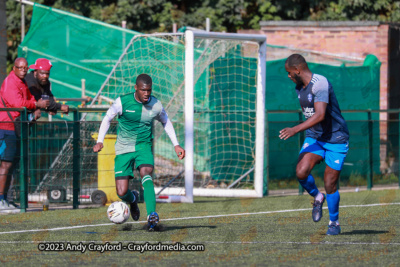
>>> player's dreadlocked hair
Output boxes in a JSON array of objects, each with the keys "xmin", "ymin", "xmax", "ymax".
[
  {"xmin": 136, "ymin": 73, "xmax": 152, "ymax": 85},
  {"xmin": 286, "ymin": 54, "xmax": 307, "ymax": 68}
]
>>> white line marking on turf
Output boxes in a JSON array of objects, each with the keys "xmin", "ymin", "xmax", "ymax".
[
  {"xmin": 0, "ymin": 240, "xmax": 400, "ymax": 245},
  {"xmin": 0, "ymin": 202, "xmax": 399, "ymax": 236}
]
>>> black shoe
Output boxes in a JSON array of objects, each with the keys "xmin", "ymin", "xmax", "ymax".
[
  {"xmin": 312, "ymin": 194, "xmax": 325, "ymax": 222},
  {"xmin": 130, "ymin": 190, "xmax": 140, "ymax": 221}
]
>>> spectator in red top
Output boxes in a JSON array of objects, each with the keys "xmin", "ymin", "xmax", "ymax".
[{"xmin": 0, "ymin": 57, "xmax": 49, "ymax": 213}]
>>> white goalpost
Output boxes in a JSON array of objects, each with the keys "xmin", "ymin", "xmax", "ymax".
[{"xmin": 157, "ymin": 31, "xmax": 266, "ymax": 202}]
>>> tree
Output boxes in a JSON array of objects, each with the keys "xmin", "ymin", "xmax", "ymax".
[
  {"xmin": 6, "ymin": 0, "xmax": 34, "ymax": 73},
  {"xmin": 5, "ymin": 0, "xmax": 400, "ymax": 72},
  {"xmin": 315, "ymin": 0, "xmax": 400, "ymax": 21}
]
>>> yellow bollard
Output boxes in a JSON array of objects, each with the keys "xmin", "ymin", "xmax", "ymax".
[{"xmin": 92, "ymin": 134, "xmax": 120, "ymax": 204}]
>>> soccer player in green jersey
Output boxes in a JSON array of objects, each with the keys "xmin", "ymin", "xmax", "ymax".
[{"xmin": 93, "ymin": 74, "xmax": 185, "ymax": 231}]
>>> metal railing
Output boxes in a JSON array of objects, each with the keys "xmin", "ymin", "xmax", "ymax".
[
  {"xmin": 1, "ymin": 107, "xmax": 399, "ymax": 212},
  {"xmin": 265, "ymin": 109, "xmax": 400, "ymax": 194}
]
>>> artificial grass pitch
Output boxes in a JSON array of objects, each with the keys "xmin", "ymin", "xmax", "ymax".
[{"xmin": 0, "ymin": 189, "xmax": 399, "ymax": 265}]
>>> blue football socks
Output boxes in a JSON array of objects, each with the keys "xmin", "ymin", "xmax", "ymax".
[
  {"xmin": 326, "ymin": 190, "xmax": 340, "ymax": 221},
  {"xmin": 298, "ymin": 174, "xmax": 319, "ymax": 197}
]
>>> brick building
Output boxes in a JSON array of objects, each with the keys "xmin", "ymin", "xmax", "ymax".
[{"xmin": 240, "ymin": 21, "xmax": 400, "ymax": 172}]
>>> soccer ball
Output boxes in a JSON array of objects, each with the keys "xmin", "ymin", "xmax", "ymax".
[{"xmin": 107, "ymin": 201, "xmax": 130, "ymax": 224}]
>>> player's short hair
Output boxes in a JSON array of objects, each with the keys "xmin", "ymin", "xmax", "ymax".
[
  {"xmin": 136, "ymin": 74, "xmax": 152, "ymax": 85},
  {"xmin": 286, "ymin": 54, "xmax": 307, "ymax": 68}
]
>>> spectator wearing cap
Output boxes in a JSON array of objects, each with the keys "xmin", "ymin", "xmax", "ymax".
[
  {"xmin": 0, "ymin": 57, "xmax": 49, "ymax": 213},
  {"xmin": 26, "ymin": 58, "xmax": 69, "ymax": 115}
]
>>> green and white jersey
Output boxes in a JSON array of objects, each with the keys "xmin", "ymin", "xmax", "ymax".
[{"xmin": 97, "ymin": 93, "xmax": 179, "ymax": 155}]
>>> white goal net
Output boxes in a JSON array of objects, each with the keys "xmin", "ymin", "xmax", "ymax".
[
  {"xmin": 98, "ymin": 31, "xmax": 266, "ymax": 202},
  {"xmin": 38, "ymin": 31, "xmax": 266, "ymax": 203}
]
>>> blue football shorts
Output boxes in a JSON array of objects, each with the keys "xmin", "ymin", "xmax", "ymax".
[
  {"xmin": 0, "ymin": 129, "xmax": 19, "ymax": 162},
  {"xmin": 299, "ymin": 137, "xmax": 349, "ymax": 171}
]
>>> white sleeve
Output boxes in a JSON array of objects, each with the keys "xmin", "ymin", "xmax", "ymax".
[
  {"xmin": 312, "ymin": 75, "xmax": 329, "ymax": 104},
  {"xmin": 157, "ymin": 107, "xmax": 179, "ymax": 147},
  {"xmin": 96, "ymin": 97, "xmax": 122, "ymax": 143}
]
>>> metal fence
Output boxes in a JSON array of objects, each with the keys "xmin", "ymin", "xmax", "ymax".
[
  {"xmin": 266, "ymin": 109, "xmax": 400, "ymax": 194},
  {"xmin": 3, "ymin": 108, "xmax": 400, "ymax": 212}
]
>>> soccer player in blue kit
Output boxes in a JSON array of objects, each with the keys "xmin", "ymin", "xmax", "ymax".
[{"xmin": 279, "ymin": 54, "xmax": 349, "ymax": 235}]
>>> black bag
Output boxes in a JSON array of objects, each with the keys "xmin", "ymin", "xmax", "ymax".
[
  {"xmin": 13, "ymin": 116, "xmax": 22, "ymax": 139},
  {"xmin": 1, "ymin": 96, "xmax": 22, "ymax": 138}
]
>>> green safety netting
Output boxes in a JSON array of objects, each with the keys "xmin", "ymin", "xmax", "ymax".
[
  {"xmin": 17, "ymin": 3, "xmax": 382, "ymax": 190},
  {"xmin": 18, "ymin": 3, "xmax": 140, "ymax": 104}
]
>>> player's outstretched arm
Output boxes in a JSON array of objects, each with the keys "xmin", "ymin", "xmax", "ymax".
[
  {"xmin": 175, "ymin": 145, "xmax": 185, "ymax": 160},
  {"xmin": 279, "ymin": 102, "xmax": 327, "ymax": 140},
  {"xmin": 93, "ymin": 97, "xmax": 121, "ymax": 152},
  {"xmin": 157, "ymin": 107, "xmax": 183, "ymax": 151},
  {"xmin": 93, "ymin": 142, "xmax": 104, "ymax": 153},
  {"xmin": 279, "ymin": 127, "xmax": 297, "ymax": 140}
]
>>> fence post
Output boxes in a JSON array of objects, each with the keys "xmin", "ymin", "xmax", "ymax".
[
  {"xmin": 73, "ymin": 110, "xmax": 80, "ymax": 209},
  {"xmin": 398, "ymin": 109, "xmax": 400, "ymax": 188},
  {"xmin": 298, "ymin": 111, "xmax": 304, "ymax": 195},
  {"xmin": 19, "ymin": 108, "xmax": 28, "ymax": 212},
  {"xmin": 367, "ymin": 110, "xmax": 373, "ymax": 190},
  {"xmin": 264, "ymin": 110, "xmax": 269, "ymax": 196},
  {"xmin": 29, "ymin": 122, "xmax": 37, "ymax": 192}
]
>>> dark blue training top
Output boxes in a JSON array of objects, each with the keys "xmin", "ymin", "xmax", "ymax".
[{"xmin": 295, "ymin": 74, "xmax": 349, "ymax": 144}]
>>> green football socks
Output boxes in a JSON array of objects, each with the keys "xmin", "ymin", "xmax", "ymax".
[
  {"xmin": 117, "ymin": 190, "xmax": 135, "ymax": 203},
  {"xmin": 142, "ymin": 175, "xmax": 156, "ymax": 216}
]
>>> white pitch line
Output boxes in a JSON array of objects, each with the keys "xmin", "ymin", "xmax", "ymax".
[
  {"xmin": 197, "ymin": 241, "xmax": 400, "ymax": 245},
  {"xmin": 0, "ymin": 240, "xmax": 399, "ymax": 246},
  {"xmin": 0, "ymin": 202, "xmax": 399, "ymax": 236}
]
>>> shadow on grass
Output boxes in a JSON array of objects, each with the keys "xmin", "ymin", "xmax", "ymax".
[
  {"xmin": 120, "ymin": 224, "xmax": 216, "ymax": 232},
  {"xmin": 192, "ymin": 199, "xmax": 244, "ymax": 203},
  {"xmin": 118, "ymin": 224, "xmax": 217, "ymax": 232},
  {"xmin": 341, "ymin": 230, "xmax": 389, "ymax": 235},
  {"xmin": 157, "ymin": 224, "xmax": 217, "ymax": 232}
]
